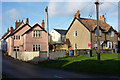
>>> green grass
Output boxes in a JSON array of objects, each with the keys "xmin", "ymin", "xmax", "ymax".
[{"xmin": 39, "ymin": 53, "xmax": 120, "ymax": 76}]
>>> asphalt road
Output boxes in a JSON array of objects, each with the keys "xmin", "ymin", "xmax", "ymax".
[{"xmin": 2, "ymin": 52, "xmax": 120, "ymax": 79}]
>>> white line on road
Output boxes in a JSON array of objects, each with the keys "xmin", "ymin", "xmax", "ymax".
[{"xmin": 54, "ymin": 75, "xmax": 64, "ymax": 78}]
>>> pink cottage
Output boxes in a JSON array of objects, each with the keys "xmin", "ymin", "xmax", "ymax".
[{"xmin": 5, "ymin": 18, "xmax": 47, "ymax": 56}]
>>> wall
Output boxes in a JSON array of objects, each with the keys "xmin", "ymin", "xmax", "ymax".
[
  {"xmin": 73, "ymin": 49, "xmax": 113, "ymax": 55},
  {"xmin": 11, "ymin": 50, "xmax": 66, "ymax": 63},
  {"xmin": 66, "ymin": 19, "xmax": 91, "ymax": 49}
]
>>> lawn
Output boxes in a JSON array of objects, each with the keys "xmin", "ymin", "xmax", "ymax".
[{"xmin": 39, "ymin": 53, "xmax": 120, "ymax": 76}]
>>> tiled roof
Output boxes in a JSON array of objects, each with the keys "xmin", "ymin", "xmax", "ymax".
[
  {"xmin": 54, "ymin": 29, "xmax": 67, "ymax": 35},
  {"xmin": 80, "ymin": 18, "xmax": 111, "ymax": 32}
]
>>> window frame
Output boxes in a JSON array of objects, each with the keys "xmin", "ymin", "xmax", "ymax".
[
  {"xmin": 13, "ymin": 46, "xmax": 20, "ymax": 51},
  {"xmin": 33, "ymin": 44, "xmax": 40, "ymax": 51},
  {"xmin": 13, "ymin": 36, "xmax": 20, "ymax": 40},
  {"xmin": 33, "ymin": 30, "xmax": 41, "ymax": 38},
  {"xmin": 73, "ymin": 30, "xmax": 77, "ymax": 37}
]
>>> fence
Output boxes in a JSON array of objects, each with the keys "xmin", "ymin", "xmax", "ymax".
[{"xmin": 11, "ymin": 50, "xmax": 66, "ymax": 63}]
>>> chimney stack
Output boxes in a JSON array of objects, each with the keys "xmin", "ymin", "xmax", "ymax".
[
  {"xmin": 74, "ymin": 10, "xmax": 80, "ymax": 19},
  {"xmin": 41, "ymin": 20, "xmax": 45, "ymax": 29},
  {"xmin": 10, "ymin": 27, "xmax": 13, "ymax": 33},
  {"xmin": 26, "ymin": 18, "xmax": 29, "ymax": 24},
  {"xmin": 7, "ymin": 28, "xmax": 9, "ymax": 32},
  {"xmin": 15, "ymin": 20, "xmax": 21, "ymax": 28},
  {"xmin": 100, "ymin": 15, "xmax": 106, "ymax": 22},
  {"xmin": 15, "ymin": 20, "xmax": 18, "ymax": 28}
]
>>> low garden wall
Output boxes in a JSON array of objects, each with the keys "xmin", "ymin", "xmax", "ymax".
[
  {"xmin": 11, "ymin": 50, "xmax": 66, "ymax": 63},
  {"xmin": 69, "ymin": 49, "xmax": 113, "ymax": 55}
]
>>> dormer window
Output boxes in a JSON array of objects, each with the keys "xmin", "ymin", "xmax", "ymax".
[
  {"xmin": 95, "ymin": 29, "xmax": 101, "ymax": 36},
  {"xmin": 109, "ymin": 31, "xmax": 114, "ymax": 37}
]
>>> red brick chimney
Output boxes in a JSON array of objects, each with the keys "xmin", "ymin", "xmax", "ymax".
[
  {"xmin": 15, "ymin": 20, "xmax": 21, "ymax": 28},
  {"xmin": 41, "ymin": 20, "xmax": 45, "ymax": 29},
  {"xmin": 74, "ymin": 10, "xmax": 80, "ymax": 19},
  {"xmin": 26, "ymin": 18, "xmax": 29, "ymax": 24},
  {"xmin": 100, "ymin": 15, "xmax": 106, "ymax": 22},
  {"xmin": 10, "ymin": 27, "xmax": 13, "ymax": 33}
]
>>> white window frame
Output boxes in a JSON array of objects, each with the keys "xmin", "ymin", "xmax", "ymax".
[
  {"xmin": 33, "ymin": 30, "xmax": 41, "ymax": 38},
  {"xmin": 14, "ymin": 36, "xmax": 20, "ymax": 40},
  {"xmin": 73, "ymin": 31, "xmax": 77, "ymax": 37},
  {"xmin": 109, "ymin": 31, "xmax": 114, "ymax": 37},
  {"xmin": 107, "ymin": 42, "xmax": 112, "ymax": 49},
  {"xmin": 95, "ymin": 29, "xmax": 101, "ymax": 36},
  {"xmin": 13, "ymin": 46, "xmax": 20, "ymax": 51},
  {"xmin": 93, "ymin": 41, "xmax": 97, "ymax": 49},
  {"xmin": 75, "ymin": 43, "xmax": 77, "ymax": 49},
  {"xmin": 33, "ymin": 44, "xmax": 40, "ymax": 51}
]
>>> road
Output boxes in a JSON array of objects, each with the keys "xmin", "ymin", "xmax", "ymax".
[{"xmin": 2, "ymin": 52, "xmax": 120, "ymax": 79}]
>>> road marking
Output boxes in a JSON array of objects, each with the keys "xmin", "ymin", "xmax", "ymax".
[{"xmin": 54, "ymin": 75, "xmax": 64, "ymax": 78}]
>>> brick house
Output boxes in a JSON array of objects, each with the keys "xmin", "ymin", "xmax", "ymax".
[
  {"xmin": 65, "ymin": 10, "xmax": 118, "ymax": 53},
  {"xmin": 2, "ymin": 18, "xmax": 47, "ymax": 56}
]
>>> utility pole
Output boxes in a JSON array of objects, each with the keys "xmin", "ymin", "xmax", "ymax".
[
  {"xmin": 95, "ymin": 0, "xmax": 100, "ymax": 64},
  {"xmin": 45, "ymin": 6, "xmax": 49, "ymax": 60}
]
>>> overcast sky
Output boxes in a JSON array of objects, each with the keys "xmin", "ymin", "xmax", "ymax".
[{"xmin": 0, "ymin": 0, "xmax": 119, "ymax": 38}]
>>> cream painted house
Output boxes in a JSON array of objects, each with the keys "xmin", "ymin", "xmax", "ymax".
[
  {"xmin": 50, "ymin": 29, "xmax": 66, "ymax": 44},
  {"xmin": 65, "ymin": 10, "xmax": 118, "ymax": 52}
]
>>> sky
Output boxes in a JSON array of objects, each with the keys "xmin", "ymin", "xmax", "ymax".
[{"xmin": 0, "ymin": 0, "xmax": 120, "ymax": 38}]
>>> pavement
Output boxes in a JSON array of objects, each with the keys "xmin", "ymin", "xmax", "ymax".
[{"xmin": 1, "ymin": 51, "xmax": 120, "ymax": 79}]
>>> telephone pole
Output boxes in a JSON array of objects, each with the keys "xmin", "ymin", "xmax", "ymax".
[
  {"xmin": 45, "ymin": 6, "xmax": 49, "ymax": 60},
  {"xmin": 95, "ymin": 0, "xmax": 100, "ymax": 64}
]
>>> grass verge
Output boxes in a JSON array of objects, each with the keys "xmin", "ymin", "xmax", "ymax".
[{"xmin": 38, "ymin": 53, "xmax": 120, "ymax": 76}]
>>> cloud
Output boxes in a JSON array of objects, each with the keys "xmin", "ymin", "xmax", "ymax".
[
  {"xmin": 48, "ymin": 2, "xmax": 94, "ymax": 17},
  {"xmin": 5, "ymin": 8, "xmax": 20, "ymax": 21}
]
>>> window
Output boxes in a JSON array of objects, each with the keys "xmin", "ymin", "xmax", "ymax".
[
  {"xmin": 109, "ymin": 31, "xmax": 114, "ymax": 37},
  {"xmin": 33, "ymin": 44, "xmax": 40, "ymax": 51},
  {"xmin": 75, "ymin": 43, "xmax": 77, "ymax": 49},
  {"xmin": 33, "ymin": 30, "xmax": 41, "ymax": 38},
  {"xmin": 95, "ymin": 29, "xmax": 101, "ymax": 36},
  {"xmin": 99, "ymin": 30, "xmax": 101, "ymax": 36},
  {"xmin": 107, "ymin": 42, "xmax": 112, "ymax": 49},
  {"xmin": 93, "ymin": 41, "xmax": 97, "ymax": 49},
  {"xmin": 14, "ymin": 36, "xmax": 20, "ymax": 40},
  {"xmin": 73, "ymin": 31, "xmax": 77, "ymax": 36},
  {"xmin": 113, "ymin": 42, "xmax": 116, "ymax": 49},
  {"xmin": 13, "ymin": 46, "xmax": 19, "ymax": 51}
]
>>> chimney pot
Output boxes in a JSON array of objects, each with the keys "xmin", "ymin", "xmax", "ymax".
[
  {"xmin": 22, "ymin": 20, "xmax": 23, "ymax": 23},
  {"xmin": 102, "ymin": 15, "xmax": 104, "ymax": 18},
  {"xmin": 26, "ymin": 18, "xmax": 29, "ymax": 24},
  {"xmin": 77, "ymin": 10, "xmax": 79, "ymax": 14},
  {"xmin": 7, "ymin": 28, "xmax": 9, "ymax": 32},
  {"xmin": 100, "ymin": 15, "xmax": 106, "ymax": 22},
  {"xmin": 74, "ymin": 10, "xmax": 80, "ymax": 19},
  {"xmin": 10, "ymin": 27, "xmax": 13, "ymax": 33},
  {"xmin": 41, "ymin": 20, "xmax": 45, "ymax": 29}
]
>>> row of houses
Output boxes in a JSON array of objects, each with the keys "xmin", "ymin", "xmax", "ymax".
[
  {"xmin": 1, "ymin": 18, "xmax": 48, "ymax": 56},
  {"xmin": 0, "ymin": 10, "xmax": 120, "ymax": 56}
]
